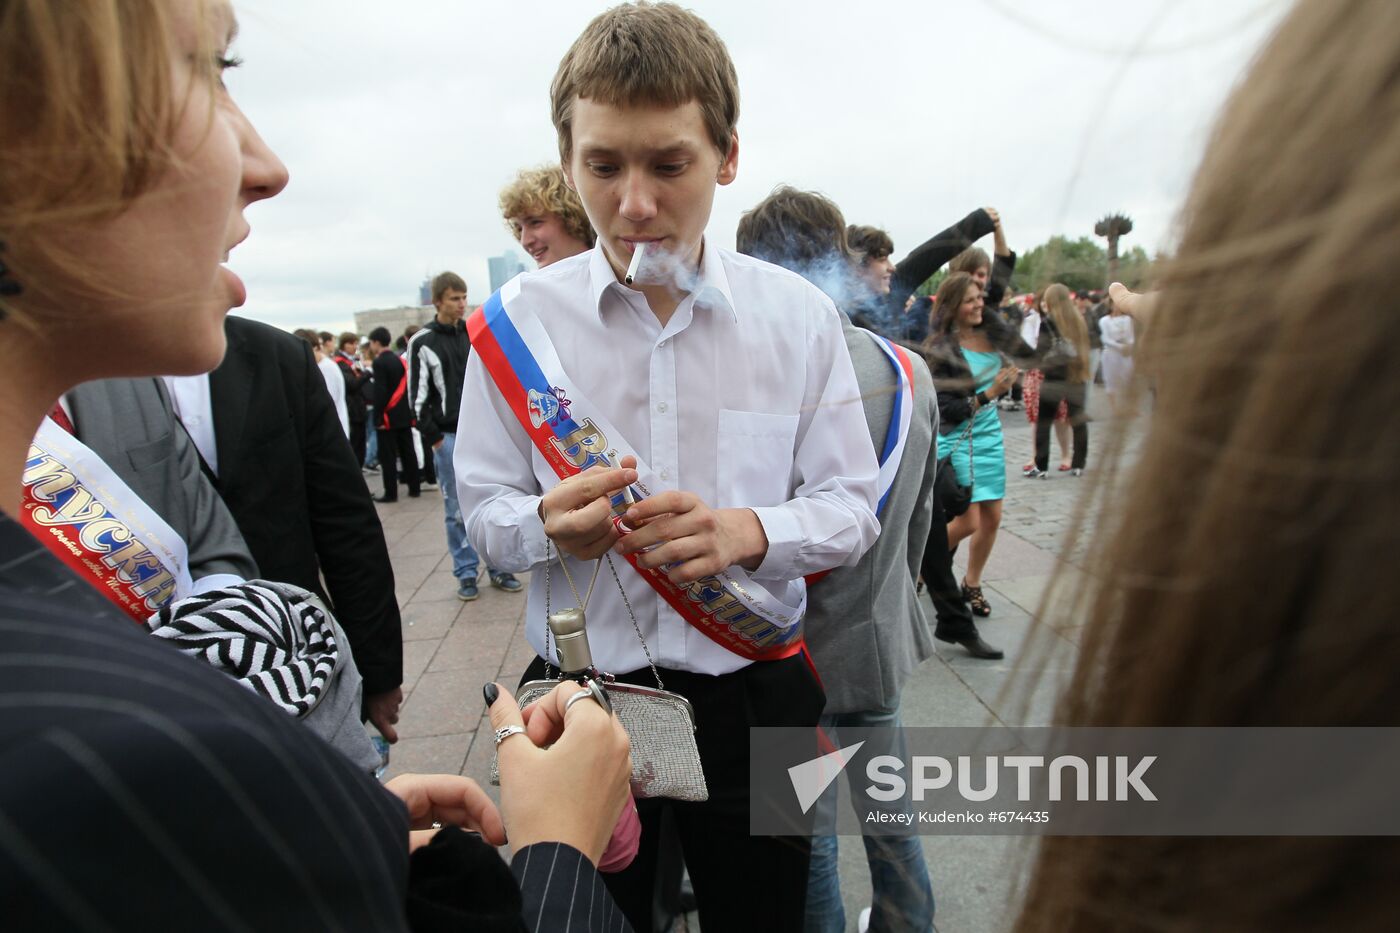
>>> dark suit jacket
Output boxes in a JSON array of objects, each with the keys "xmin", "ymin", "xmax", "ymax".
[
  {"xmin": 67, "ymin": 377, "xmax": 257, "ymax": 583},
  {"xmin": 209, "ymin": 316, "xmax": 402, "ymax": 695},
  {"xmin": 0, "ymin": 515, "xmax": 629, "ymax": 932},
  {"xmin": 372, "ymin": 349, "xmax": 414, "ymax": 430}
]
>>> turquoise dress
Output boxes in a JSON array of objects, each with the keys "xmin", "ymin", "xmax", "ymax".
[{"xmin": 936, "ymin": 348, "xmax": 1005, "ymax": 502}]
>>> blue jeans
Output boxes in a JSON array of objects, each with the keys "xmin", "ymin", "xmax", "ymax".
[
  {"xmin": 364, "ymin": 424, "xmax": 378, "ymax": 467},
  {"xmin": 433, "ymin": 433, "xmax": 493, "ymax": 582},
  {"xmin": 805, "ymin": 706, "xmax": 935, "ymax": 933}
]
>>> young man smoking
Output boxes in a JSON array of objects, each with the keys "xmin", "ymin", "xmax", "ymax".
[{"xmin": 456, "ymin": 5, "xmax": 879, "ymax": 929}]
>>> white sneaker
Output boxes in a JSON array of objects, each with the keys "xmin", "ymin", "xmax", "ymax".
[{"xmin": 858, "ymin": 906, "xmax": 872, "ymax": 933}]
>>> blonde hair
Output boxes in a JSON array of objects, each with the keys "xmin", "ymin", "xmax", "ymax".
[
  {"xmin": 0, "ymin": 0, "xmax": 214, "ymax": 322},
  {"xmin": 550, "ymin": 1, "xmax": 739, "ymax": 162},
  {"xmin": 498, "ymin": 165, "xmax": 596, "ymax": 248},
  {"xmin": 1042, "ymin": 283, "xmax": 1091, "ymax": 383},
  {"xmin": 1015, "ymin": 0, "xmax": 1400, "ymax": 929}
]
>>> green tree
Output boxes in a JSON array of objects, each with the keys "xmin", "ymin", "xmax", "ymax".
[
  {"xmin": 911, "ymin": 231, "xmax": 1157, "ymax": 298},
  {"xmin": 1011, "ymin": 236, "xmax": 1107, "ymax": 294},
  {"xmin": 1115, "ymin": 245, "xmax": 1154, "ymax": 289}
]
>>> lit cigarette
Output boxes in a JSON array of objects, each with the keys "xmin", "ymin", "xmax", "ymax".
[{"xmin": 624, "ymin": 241, "xmax": 646, "ymax": 285}]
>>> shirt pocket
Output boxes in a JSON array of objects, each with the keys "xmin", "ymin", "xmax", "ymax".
[{"xmin": 715, "ymin": 409, "xmax": 800, "ymax": 508}]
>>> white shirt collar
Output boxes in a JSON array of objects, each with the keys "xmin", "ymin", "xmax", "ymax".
[{"xmin": 587, "ymin": 237, "xmax": 738, "ymax": 324}]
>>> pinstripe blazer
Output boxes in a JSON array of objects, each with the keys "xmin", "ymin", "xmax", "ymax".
[{"xmin": 0, "ymin": 516, "xmax": 629, "ymax": 932}]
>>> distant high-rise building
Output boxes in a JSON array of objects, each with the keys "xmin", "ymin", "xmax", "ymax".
[
  {"xmin": 418, "ymin": 278, "xmax": 432, "ymax": 307},
  {"xmin": 488, "ymin": 251, "xmax": 528, "ymax": 294}
]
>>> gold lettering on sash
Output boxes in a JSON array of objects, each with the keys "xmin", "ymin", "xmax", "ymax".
[
  {"xmin": 132, "ymin": 570, "xmax": 176, "ymax": 607},
  {"xmin": 714, "ymin": 599, "xmax": 752, "ymax": 624},
  {"xmin": 79, "ymin": 518, "xmax": 132, "ymax": 554},
  {"xmin": 107, "ymin": 543, "xmax": 163, "ymax": 585},
  {"xmin": 31, "ymin": 486, "xmax": 105, "ymax": 526},
  {"xmin": 735, "ymin": 615, "xmax": 776, "ymax": 637},
  {"xmin": 548, "ymin": 419, "xmax": 609, "ymax": 469},
  {"xmin": 21, "ymin": 455, "xmax": 78, "ymax": 501}
]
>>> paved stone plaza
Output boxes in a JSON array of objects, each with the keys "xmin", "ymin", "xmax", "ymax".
[{"xmin": 377, "ymin": 392, "xmax": 1121, "ymax": 932}]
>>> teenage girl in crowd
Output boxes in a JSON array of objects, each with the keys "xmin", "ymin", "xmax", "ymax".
[
  {"xmin": 922, "ymin": 273, "xmax": 1022, "ymax": 619},
  {"xmin": 1021, "ymin": 288, "xmax": 1074, "ymax": 474},
  {"xmin": 1013, "ymin": 0, "xmax": 1400, "ymax": 927},
  {"xmin": 0, "ymin": 1, "xmax": 631, "ymax": 927},
  {"xmin": 1025, "ymin": 284, "xmax": 1092, "ymax": 478}
]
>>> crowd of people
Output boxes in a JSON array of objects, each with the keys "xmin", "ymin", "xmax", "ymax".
[{"xmin": 1, "ymin": 0, "xmax": 1397, "ymax": 931}]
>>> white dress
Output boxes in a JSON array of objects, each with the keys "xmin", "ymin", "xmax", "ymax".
[{"xmin": 1098, "ymin": 314, "xmax": 1135, "ymax": 395}]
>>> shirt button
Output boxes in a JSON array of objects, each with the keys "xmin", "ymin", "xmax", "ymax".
[
  {"xmin": 658, "ymin": 339, "xmax": 668, "ymax": 348},
  {"xmin": 660, "ymin": 468, "xmax": 671, "ymax": 481},
  {"xmin": 657, "ymin": 402, "xmax": 668, "ymax": 413}
]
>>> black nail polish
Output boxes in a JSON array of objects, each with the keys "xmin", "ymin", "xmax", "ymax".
[{"xmin": 483, "ymin": 683, "xmax": 499, "ymax": 708}]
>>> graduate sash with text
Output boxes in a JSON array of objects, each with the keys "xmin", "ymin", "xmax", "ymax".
[
  {"xmin": 20, "ymin": 418, "xmax": 195, "ymax": 624},
  {"xmin": 468, "ymin": 283, "xmax": 809, "ymax": 661}
]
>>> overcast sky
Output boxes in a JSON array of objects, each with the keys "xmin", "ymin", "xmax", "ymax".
[{"xmin": 225, "ymin": 0, "xmax": 1290, "ymax": 333}]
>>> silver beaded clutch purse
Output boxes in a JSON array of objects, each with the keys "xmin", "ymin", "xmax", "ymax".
[
  {"xmin": 510, "ymin": 677, "xmax": 706, "ymax": 801},
  {"xmin": 489, "ymin": 548, "xmax": 709, "ymax": 802}
]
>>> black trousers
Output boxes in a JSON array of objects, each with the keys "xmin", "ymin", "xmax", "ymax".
[
  {"xmin": 922, "ymin": 480, "xmax": 978, "ymax": 641},
  {"xmin": 1035, "ymin": 380, "xmax": 1089, "ymax": 471},
  {"xmin": 348, "ymin": 420, "xmax": 366, "ymax": 467},
  {"xmin": 522, "ymin": 653, "xmax": 824, "ymax": 932},
  {"xmin": 376, "ymin": 427, "xmax": 419, "ymax": 499}
]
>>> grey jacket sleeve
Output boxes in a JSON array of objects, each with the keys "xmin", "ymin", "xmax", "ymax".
[{"xmin": 67, "ymin": 378, "xmax": 258, "ymax": 584}]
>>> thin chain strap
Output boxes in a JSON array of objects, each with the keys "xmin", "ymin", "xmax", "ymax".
[
  {"xmin": 943, "ymin": 415, "xmax": 977, "ymax": 487},
  {"xmin": 603, "ymin": 552, "xmax": 664, "ymax": 691},
  {"xmin": 542, "ymin": 540, "xmax": 663, "ymax": 690}
]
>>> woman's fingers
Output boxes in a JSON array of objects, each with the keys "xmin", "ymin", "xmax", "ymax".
[{"xmin": 384, "ymin": 773, "xmax": 508, "ymax": 846}]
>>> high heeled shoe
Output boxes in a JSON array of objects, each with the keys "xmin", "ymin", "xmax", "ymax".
[{"xmin": 961, "ymin": 579, "xmax": 991, "ymax": 617}]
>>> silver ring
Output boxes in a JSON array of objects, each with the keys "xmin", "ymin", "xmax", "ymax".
[
  {"xmin": 493, "ymin": 725, "xmax": 527, "ymax": 746},
  {"xmin": 565, "ymin": 678, "xmax": 613, "ymax": 715},
  {"xmin": 565, "ymin": 688, "xmax": 599, "ymax": 713}
]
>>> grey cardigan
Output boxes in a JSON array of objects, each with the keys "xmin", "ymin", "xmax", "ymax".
[{"xmin": 804, "ymin": 314, "xmax": 938, "ymax": 713}]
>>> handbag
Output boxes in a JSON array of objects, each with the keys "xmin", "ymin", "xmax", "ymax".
[
  {"xmin": 1039, "ymin": 319, "xmax": 1079, "ymax": 375},
  {"xmin": 490, "ymin": 544, "xmax": 709, "ymax": 802},
  {"xmin": 936, "ymin": 416, "xmax": 976, "ymax": 521}
]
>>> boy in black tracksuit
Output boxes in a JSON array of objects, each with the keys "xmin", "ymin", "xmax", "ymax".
[{"xmin": 407, "ymin": 272, "xmax": 519, "ymax": 600}]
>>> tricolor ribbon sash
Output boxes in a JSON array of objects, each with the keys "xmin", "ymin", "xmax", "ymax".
[
  {"xmin": 804, "ymin": 329, "xmax": 915, "ymax": 587},
  {"xmin": 20, "ymin": 418, "xmax": 195, "ymax": 624},
  {"xmin": 468, "ymin": 283, "xmax": 807, "ymax": 661},
  {"xmin": 866, "ymin": 331, "xmax": 916, "ymax": 517}
]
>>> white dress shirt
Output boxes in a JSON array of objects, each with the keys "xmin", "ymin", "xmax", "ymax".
[
  {"xmin": 456, "ymin": 241, "xmax": 879, "ymax": 676},
  {"xmin": 318, "ymin": 356, "xmax": 351, "ymax": 437},
  {"xmin": 162, "ymin": 374, "xmax": 218, "ymax": 476}
]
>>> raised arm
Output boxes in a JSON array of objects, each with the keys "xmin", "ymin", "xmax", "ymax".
[{"xmin": 889, "ymin": 208, "xmax": 997, "ymax": 307}]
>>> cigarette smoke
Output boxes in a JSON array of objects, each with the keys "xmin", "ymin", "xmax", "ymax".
[{"xmin": 625, "ymin": 241, "xmax": 703, "ymax": 294}]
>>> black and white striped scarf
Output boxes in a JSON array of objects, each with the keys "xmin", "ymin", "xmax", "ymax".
[{"xmin": 148, "ymin": 581, "xmax": 340, "ymax": 718}]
